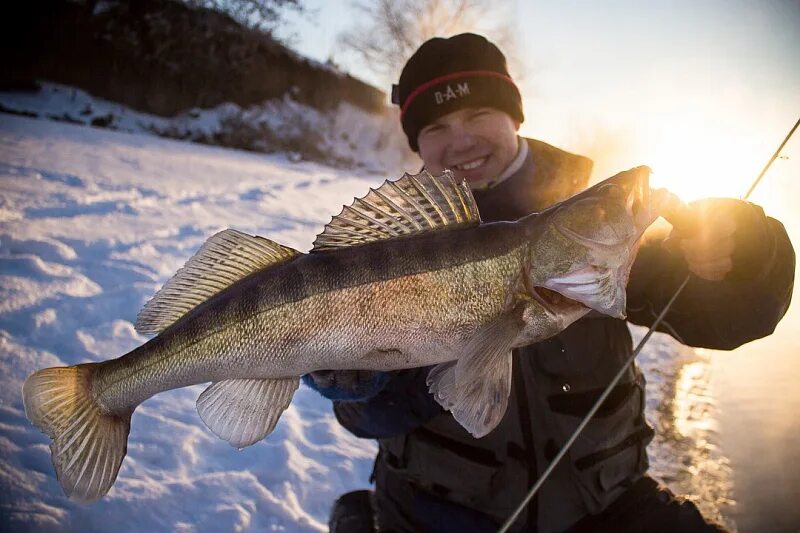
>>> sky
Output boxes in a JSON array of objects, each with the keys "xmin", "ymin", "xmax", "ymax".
[{"xmin": 279, "ymin": 0, "xmax": 800, "ymax": 204}]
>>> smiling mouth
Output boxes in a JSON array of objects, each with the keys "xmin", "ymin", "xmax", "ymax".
[{"xmin": 453, "ymin": 157, "xmax": 488, "ymax": 171}]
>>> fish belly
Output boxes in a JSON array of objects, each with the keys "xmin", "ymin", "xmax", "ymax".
[{"xmin": 270, "ymin": 253, "xmax": 520, "ymax": 373}]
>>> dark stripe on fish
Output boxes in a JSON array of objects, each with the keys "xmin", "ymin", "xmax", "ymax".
[
  {"xmin": 281, "ymin": 219, "xmax": 525, "ymax": 301},
  {"xmin": 177, "ymin": 217, "xmax": 533, "ymax": 331}
]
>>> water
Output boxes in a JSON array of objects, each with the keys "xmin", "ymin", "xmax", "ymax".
[
  {"xmin": 712, "ymin": 317, "xmax": 800, "ymax": 532},
  {"xmin": 638, "ymin": 304, "xmax": 800, "ymax": 532},
  {"xmin": 637, "ymin": 332, "xmax": 736, "ymax": 529}
]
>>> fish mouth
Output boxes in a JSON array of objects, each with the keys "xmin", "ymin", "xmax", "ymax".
[
  {"xmin": 542, "ymin": 168, "xmax": 671, "ymax": 319},
  {"xmin": 530, "ymin": 283, "xmax": 590, "ymax": 316},
  {"xmin": 541, "ymin": 265, "xmax": 625, "ymax": 319}
]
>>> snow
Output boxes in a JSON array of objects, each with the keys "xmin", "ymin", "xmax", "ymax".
[
  {"xmin": 0, "ymin": 114, "xmax": 383, "ymax": 532},
  {"xmin": 0, "ymin": 111, "xmax": 729, "ymax": 530}
]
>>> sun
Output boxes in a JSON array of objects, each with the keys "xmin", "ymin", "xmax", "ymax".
[{"xmin": 642, "ymin": 125, "xmax": 764, "ymax": 203}]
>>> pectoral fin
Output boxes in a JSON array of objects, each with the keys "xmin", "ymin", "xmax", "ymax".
[
  {"xmin": 427, "ymin": 315, "xmax": 519, "ymax": 438},
  {"xmin": 196, "ymin": 377, "xmax": 299, "ymax": 449},
  {"xmin": 427, "ymin": 361, "xmax": 457, "ymax": 409}
]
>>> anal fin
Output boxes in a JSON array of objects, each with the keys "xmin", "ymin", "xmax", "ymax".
[{"xmin": 196, "ymin": 377, "xmax": 299, "ymax": 449}]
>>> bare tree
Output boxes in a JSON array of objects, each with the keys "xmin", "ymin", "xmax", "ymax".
[
  {"xmin": 184, "ymin": 0, "xmax": 303, "ymax": 32},
  {"xmin": 337, "ymin": 0, "xmax": 519, "ymax": 89}
]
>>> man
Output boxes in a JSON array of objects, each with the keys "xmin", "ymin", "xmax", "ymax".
[{"xmin": 304, "ymin": 34, "xmax": 795, "ymax": 532}]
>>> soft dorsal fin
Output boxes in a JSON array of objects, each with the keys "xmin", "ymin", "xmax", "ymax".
[
  {"xmin": 135, "ymin": 229, "xmax": 299, "ymax": 335},
  {"xmin": 312, "ymin": 170, "xmax": 481, "ymax": 251}
]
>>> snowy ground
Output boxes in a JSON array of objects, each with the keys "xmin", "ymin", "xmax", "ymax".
[{"xmin": 0, "ymin": 113, "xmax": 730, "ymax": 531}]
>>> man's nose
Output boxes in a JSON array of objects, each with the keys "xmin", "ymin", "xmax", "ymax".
[{"xmin": 449, "ymin": 124, "xmax": 478, "ymax": 150}]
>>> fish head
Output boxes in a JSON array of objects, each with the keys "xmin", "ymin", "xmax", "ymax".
[{"xmin": 523, "ymin": 166, "xmax": 669, "ymax": 321}]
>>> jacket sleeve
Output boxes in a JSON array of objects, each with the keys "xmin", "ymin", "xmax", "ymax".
[
  {"xmin": 626, "ymin": 211, "xmax": 795, "ymax": 350},
  {"xmin": 332, "ymin": 366, "xmax": 444, "ymax": 439}
]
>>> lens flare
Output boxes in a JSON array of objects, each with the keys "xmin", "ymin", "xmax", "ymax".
[{"xmin": 643, "ymin": 123, "xmax": 767, "ymax": 203}]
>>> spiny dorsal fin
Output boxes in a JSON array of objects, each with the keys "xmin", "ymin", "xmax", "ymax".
[
  {"xmin": 312, "ymin": 170, "xmax": 481, "ymax": 251},
  {"xmin": 135, "ymin": 229, "xmax": 299, "ymax": 335}
]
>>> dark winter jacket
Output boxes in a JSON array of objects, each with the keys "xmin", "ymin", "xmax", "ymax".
[{"xmin": 325, "ymin": 138, "xmax": 795, "ymax": 532}]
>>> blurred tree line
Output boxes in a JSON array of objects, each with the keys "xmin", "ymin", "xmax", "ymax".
[{"xmin": 184, "ymin": 0, "xmax": 303, "ymax": 32}]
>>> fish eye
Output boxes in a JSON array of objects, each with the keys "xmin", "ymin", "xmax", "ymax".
[
  {"xmin": 597, "ymin": 183, "xmax": 626, "ymax": 198},
  {"xmin": 552, "ymin": 197, "xmax": 633, "ymax": 246}
]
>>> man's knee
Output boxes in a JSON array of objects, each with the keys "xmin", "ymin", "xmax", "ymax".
[{"xmin": 329, "ymin": 490, "xmax": 376, "ymax": 533}]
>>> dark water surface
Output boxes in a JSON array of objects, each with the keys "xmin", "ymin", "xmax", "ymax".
[
  {"xmin": 632, "ymin": 327, "xmax": 734, "ymax": 528},
  {"xmin": 712, "ymin": 318, "xmax": 800, "ymax": 532}
]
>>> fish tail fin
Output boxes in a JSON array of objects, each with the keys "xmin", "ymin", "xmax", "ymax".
[{"xmin": 22, "ymin": 364, "xmax": 131, "ymax": 503}]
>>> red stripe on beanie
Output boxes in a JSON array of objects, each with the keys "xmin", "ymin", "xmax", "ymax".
[{"xmin": 400, "ymin": 70, "xmax": 517, "ymax": 118}]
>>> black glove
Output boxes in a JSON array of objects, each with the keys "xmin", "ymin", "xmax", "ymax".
[
  {"xmin": 664, "ymin": 197, "xmax": 773, "ymax": 282},
  {"xmin": 302, "ymin": 369, "xmax": 391, "ymax": 401}
]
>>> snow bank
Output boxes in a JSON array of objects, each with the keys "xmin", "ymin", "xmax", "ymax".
[{"xmin": 0, "ymin": 82, "xmax": 419, "ymax": 174}]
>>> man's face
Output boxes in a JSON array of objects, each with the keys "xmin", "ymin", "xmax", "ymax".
[{"xmin": 417, "ymin": 107, "xmax": 520, "ymax": 187}]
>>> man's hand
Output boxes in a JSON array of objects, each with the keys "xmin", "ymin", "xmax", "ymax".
[
  {"xmin": 662, "ymin": 197, "xmax": 772, "ymax": 282},
  {"xmin": 302, "ymin": 370, "xmax": 391, "ymax": 401}
]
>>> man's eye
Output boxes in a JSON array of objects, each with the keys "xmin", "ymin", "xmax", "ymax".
[{"xmin": 421, "ymin": 125, "xmax": 444, "ymax": 135}]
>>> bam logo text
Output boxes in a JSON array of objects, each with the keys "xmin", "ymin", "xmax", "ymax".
[{"xmin": 434, "ymin": 83, "xmax": 470, "ymax": 104}]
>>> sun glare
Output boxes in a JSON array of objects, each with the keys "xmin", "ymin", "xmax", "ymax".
[{"xmin": 640, "ymin": 123, "xmax": 767, "ymax": 204}]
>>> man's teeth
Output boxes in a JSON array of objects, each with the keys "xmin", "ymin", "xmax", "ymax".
[{"xmin": 455, "ymin": 157, "xmax": 487, "ymax": 171}]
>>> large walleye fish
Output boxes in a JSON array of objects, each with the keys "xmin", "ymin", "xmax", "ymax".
[{"xmin": 24, "ymin": 166, "xmax": 667, "ymax": 503}]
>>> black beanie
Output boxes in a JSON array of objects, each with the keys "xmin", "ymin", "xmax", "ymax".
[{"xmin": 393, "ymin": 33, "xmax": 524, "ymax": 152}]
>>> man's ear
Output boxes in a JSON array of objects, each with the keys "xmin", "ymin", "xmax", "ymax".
[{"xmin": 513, "ymin": 120, "xmax": 521, "ymax": 132}]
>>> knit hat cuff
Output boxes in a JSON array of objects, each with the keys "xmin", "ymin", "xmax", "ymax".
[{"xmin": 399, "ymin": 70, "xmax": 514, "ymax": 117}]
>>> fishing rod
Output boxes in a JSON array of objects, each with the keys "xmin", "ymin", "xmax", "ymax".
[{"xmin": 499, "ymin": 116, "xmax": 800, "ymax": 533}]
